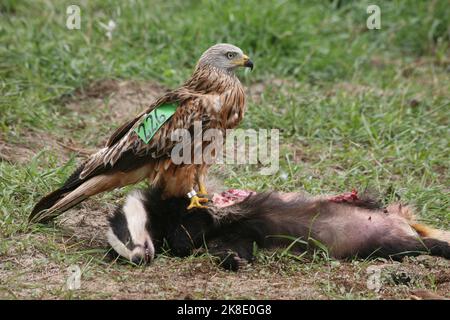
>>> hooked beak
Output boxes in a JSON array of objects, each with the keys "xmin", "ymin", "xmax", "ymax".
[{"xmin": 236, "ymin": 54, "xmax": 254, "ymax": 70}]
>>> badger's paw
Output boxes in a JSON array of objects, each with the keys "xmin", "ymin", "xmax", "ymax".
[{"xmin": 217, "ymin": 251, "xmax": 249, "ymax": 271}]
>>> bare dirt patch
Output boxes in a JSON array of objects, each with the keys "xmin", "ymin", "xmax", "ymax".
[
  {"xmin": 57, "ymin": 200, "xmax": 113, "ymax": 246},
  {"xmin": 0, "ymin": 137, "xmax": 35, "ymax": 164},
  {"xmin": 67, "ymin": 79, "xmax": 168, "ymax": 123},
  {"xmin": 0, "ymin": 131, "xmax": 89, "ymax": 165}
]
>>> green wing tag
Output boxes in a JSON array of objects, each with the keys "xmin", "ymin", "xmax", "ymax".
[{"xmin": 134, "ymin": 103, "xmax": 178, "ymax": 144}]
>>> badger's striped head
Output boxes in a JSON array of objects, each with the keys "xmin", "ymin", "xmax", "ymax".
[{"xmin": 107, "ymin": 191, "xmax": 154, "ymax": 264}]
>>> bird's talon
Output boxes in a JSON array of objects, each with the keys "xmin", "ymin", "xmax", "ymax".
[
  {"xmin": 198, "ymin": 197, "xmax": 209, "ymax": 203},
  {"xmin": 187, "ymin": 195, "xmax": 209, "ymax": 210}
]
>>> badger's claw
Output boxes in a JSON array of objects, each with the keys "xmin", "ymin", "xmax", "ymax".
[{"xmin": 187, "ymin": 195, "xmax": 209, "ymax": 210}]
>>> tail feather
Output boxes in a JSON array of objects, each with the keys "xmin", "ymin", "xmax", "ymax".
[
  {"xmin": 29, "ymin": 173, "xmax": 119, "ymax": 223},
  {"xmin": 30, "ymin": 161, "xmax": 152, "ymax": 224},
  {"xmin": 30, "ymin": 189, "xmax": 73, "ymax": 221},
  {"xmin": 30, "ymin": 192, "xmax": 89, "ymax": 223}
]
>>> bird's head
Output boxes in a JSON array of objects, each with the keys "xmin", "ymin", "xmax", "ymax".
[{"xmin": 197, "ymin": 43, "xmax": 253, "ymax": 72}]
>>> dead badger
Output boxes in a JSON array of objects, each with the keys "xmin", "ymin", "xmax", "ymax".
[{"xmin": 107, "ymin": 188, "xmax": 450, "ymax": 270}]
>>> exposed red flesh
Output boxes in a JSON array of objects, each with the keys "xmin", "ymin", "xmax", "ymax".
[
  {"xmin": 328, "ymin": 189, "xmax": 359, "ymax": 203},
  {"xmin": 212, "ymin": 189, "xmax": 255, "ymax": 207},
  {"xmin": 212, "ymin": 188, "xmax": 360, "ymax": 208}
]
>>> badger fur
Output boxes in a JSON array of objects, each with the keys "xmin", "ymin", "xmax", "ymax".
[{"xmin": 107, "ymin": 188, "xmax": 450, "ymax": 270}]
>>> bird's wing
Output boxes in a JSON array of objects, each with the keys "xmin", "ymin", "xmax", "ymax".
[
  {"xmin": 105, "ymin": 92, "xmax": 175, "ymax": 148},
  {"xmin": 79, "ymin": 92, "xmax": 213, "ymax": 180}
]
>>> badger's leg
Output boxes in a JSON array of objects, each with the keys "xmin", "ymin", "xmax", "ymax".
[
  {"xmin": 207, "ymin": 236, "xmax": 255, "ymax": 271},
  {"xmin": 370, "ymin": 237, "xmax": 431, "ymax": 260},
  {"xmin": 357, "ymin": 233, "xmax": 450, "ymax": 261},
  {"xmin": 387, "ymin": 238, "xmax": 450, "ymax": 260},
  {"xmin": 420, "ymin": 238, "xmax": 450, "ymax": 259},
  {"xmin": 167, "ymin": 210, "xmax": 216, "ymax": 257},
  {"xmin": 377, "ymin": 203, "xmax": 450, "ymax": 260}
]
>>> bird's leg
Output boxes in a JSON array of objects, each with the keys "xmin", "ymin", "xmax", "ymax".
[
  {"xmin": 197, "ymin": 172, "xmax": 208, "ymax": 196},
  {"xmin": 199, "ymin": 183, "xmax": 208, "ymax": 196},
  {"xmin": 187, "ymin": 190, "xmax": 208, "ymax": 210}
]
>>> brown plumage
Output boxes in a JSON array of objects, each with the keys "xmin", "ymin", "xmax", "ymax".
[{"xmin": 29, "ymin": 43, "xmax": 253, "ymax": 223}]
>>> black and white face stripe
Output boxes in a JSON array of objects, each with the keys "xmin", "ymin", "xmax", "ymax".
[{"xmin": 107, "ymin": 191, "xmax": 154, "ymax": 264}]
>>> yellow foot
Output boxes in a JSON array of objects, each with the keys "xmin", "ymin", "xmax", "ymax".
[
  {"xmin": 198, "ymin": 184, "xmax": 208, "ymax": 196},
  {"xmin": 187, "ymin": 195, "xmax": 209, "ymax": 210}
]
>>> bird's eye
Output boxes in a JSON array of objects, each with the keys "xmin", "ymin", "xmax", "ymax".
[{"xmin": 226, "ymin": 52, "xmax": 236, "ymax": 60}]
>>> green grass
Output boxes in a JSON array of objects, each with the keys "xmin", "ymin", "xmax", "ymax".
[{"xmin": 0, "ymin": 0, "xmax": 449, "ymax": 299}]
